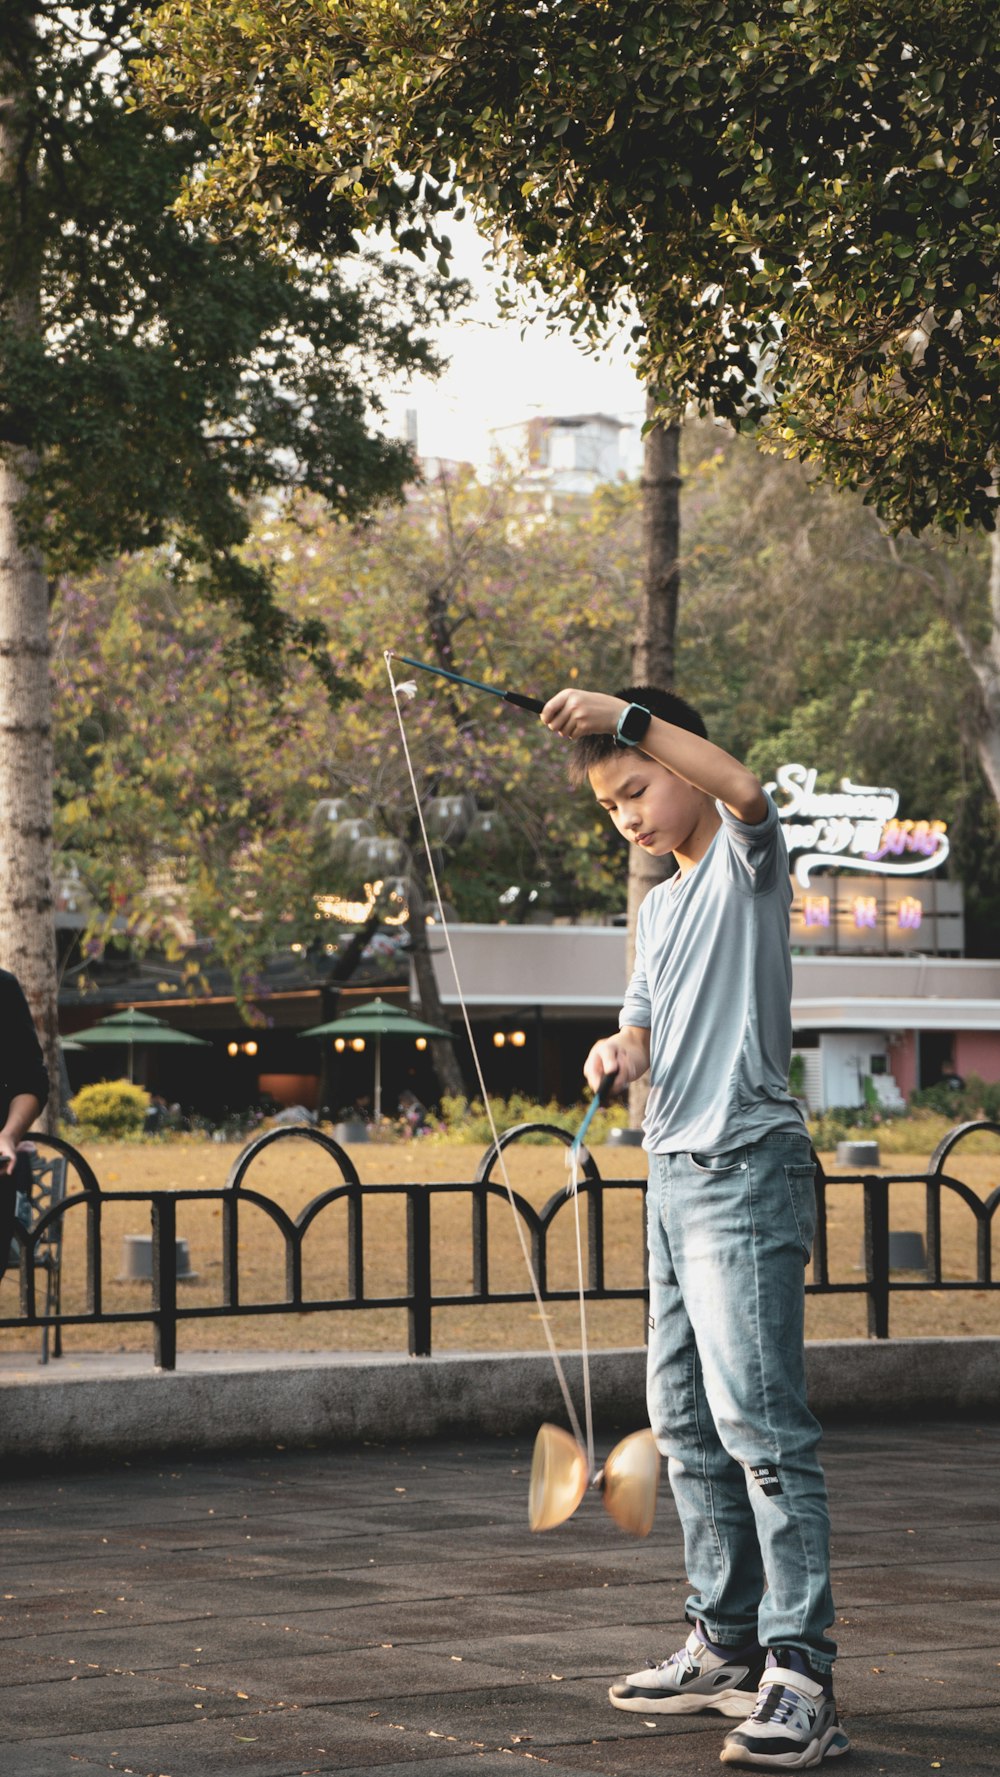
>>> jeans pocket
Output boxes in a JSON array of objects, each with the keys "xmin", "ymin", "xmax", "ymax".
[
  {"xmin": 689, "ymin": 1147, "xmax": 748, "ymax": 1177},
  {"xmin": 784, "ymin": 1162, "xmax": 818, "ymax": 1259}
]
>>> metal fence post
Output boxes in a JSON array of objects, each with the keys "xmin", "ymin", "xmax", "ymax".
[
  {"xmin": 863, "ymin": 1175, "xmax": 890, "ymax": 1339},
  {"xmin": 152, "ymin": 1194, "xmax": 178, "ymax": 1371},
  {"xmin": 407, "ymin": 1185, "xmax": 432, "ymax": 1357}
]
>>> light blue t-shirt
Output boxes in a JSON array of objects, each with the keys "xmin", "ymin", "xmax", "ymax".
[{"xmin": 620, "ymin": 792, "xmax": 805, "ymax": 1155}]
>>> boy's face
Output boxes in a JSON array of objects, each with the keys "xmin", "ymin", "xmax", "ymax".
[{"xmin": 589, "ymin": 751, "xmax": 711, "ymax": 861}]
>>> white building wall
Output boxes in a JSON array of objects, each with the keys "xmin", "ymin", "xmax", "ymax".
[
  {"xmin": 819, "ymin": 1033, "xmax": 887, "ymax": 1111},
  {"xmin": 420, "ymin": 925, "xmax": 1000, "ymax": 1102}
]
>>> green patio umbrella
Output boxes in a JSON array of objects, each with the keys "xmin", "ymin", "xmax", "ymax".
[
  {"xmin": 301, "ymin": 996, "xmax": 453, "ymax": 1124},
  {"xmin": 70, "ymin": 1007, "xmax": 210, "ymax": 1082}
]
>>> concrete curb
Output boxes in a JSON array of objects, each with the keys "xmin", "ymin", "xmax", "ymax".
[{"xmin": 1, "ymin": 1337, "xmax": 998, "ymax": 1469}]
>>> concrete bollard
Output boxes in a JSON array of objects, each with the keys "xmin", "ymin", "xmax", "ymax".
[
  {"xmin": 836, "ymin": 1139, "xmax": 881, "ymax": 1167},
  {"xmin": 119, "ymin": 1235, "xmax": 197, "ymax": 1283}
]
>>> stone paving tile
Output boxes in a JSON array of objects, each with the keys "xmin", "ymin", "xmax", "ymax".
[
  {"xmin": 328, "ymin": 1679, "xmax": 661, "ymax": 1750},
  {"xmin": 2, "ymin": 1418, "xmax": 998, "ymax": 1775},
  {"xmin": 0, "ymin": 1574, "xmax": 398, "ymax": 1639},
  {"xmin": 835, "ymin": 1597, "xmax": 999, "ymax": 1649},
  {"xmin": 508, "ymin": 1577, "xmax": 699, "ymax": 1625},
  {"xmin": 5, "ymin": 1667, "xmax": 261, "ymax": 1738},
  {"xmin": 834, "ymin": 1558, "xmax": 1000, "ymax": 1607},
  {"xmin": 833, "ymin": 1644, "xmax": 1000, "ymax": 1714},
  {"xmin": 9, "ymin": 1614, "xmax": 359, "ymax": 1669},
  {"xmin": 154, "ymin": 1645, "xmax": 536, "ymax": 1708}
]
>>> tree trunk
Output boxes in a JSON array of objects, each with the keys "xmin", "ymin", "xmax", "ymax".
[
  {"xmin": 968, "ymin": 531, "xmax": 1000, "ymax": 805},
  {"xmin": 313, "ymin": 906, "xmax": 383, "ymax": 1116},
  {"xmin": 406, "ymin": 869, "xmax": 466, "ymax": 1101},
  {"xmin": 626, "ymin": 400, "xmax": 682, "ymax": 1129},
  {"xmin": 0, "ymin": 59, "xmax": 58, "ymax": 1132},
  {"xmin": 635, "ymin": 402, "xmax": 681, "ymax": 683}
]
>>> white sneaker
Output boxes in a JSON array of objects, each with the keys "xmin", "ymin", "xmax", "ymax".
[
  {"xmin": 720, "ymin": 1652, "xmax": 850, "ymax": 1768},
  {"xmin": 610, "ymin": 1626, "xmax": 765, "ymax": 1716}
]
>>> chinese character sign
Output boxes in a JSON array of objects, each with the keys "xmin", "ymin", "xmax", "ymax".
[
  {"xmin": 803, "ymin": 895, "xmax": 831, "ymax": 929},
  {"xmin": 852, "ymin": 896, "xmax": 878, "ymax": 930},
  {"xmin": 897, "ymin": 896, "xmax": 923, "ymax": 931}
]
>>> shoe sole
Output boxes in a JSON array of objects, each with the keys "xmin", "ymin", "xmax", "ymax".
[
  {"xmin": 719, "ymin": 1723, "xmax": 851, "ymax": 1768},
  {"xmin": 611, "ymin": 1685, "xmax": 758, "ymax": 1717}
]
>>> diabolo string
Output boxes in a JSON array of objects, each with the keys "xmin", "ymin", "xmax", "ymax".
[{"xmin": 384, "ymin": 651, "xmax": 595, "ymax": 1473}]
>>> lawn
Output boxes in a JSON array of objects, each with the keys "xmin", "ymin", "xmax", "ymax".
[{"xmin": 2, "ymin": 1132, "xmax": 997, "ymax": 1358}]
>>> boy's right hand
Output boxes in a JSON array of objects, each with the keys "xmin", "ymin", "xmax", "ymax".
[
  {"xmin": 584, "ymin": 1027, "xmax": 651, "ymax": 1094},
  {"xmin": 584, "ymin": 1039, "xmax": 631, "ymax": 1095}
]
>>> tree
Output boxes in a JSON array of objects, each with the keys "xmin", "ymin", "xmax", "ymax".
[
  {"xmin": 675, "ymin": 417, "xmax": 1000, "ymax": 951},
  {"xmin": 270, "ymin": 467, "xmax": 638, "ymax": 929},
  {"xmin": 144, "ymin": 1, "xmax": 1000, "ymax": 536},
  {"xmin": 52, "ymin": 471, "xmax": 645, "ymax": 1094},
  {"xmin": 53, "ymin": 555, "xmax": 337, "ymax": 1006},
  {"xmin": 55, "ymin": 432, "xmax": 1000, "ymax": 1109},
  {"xmin": 0, "ymin": 2, "xmax": 457, "ymax": 1110},
  {"xmin": 142, "ymin": 0, "xmax": 1000, "ymax": 1113}
]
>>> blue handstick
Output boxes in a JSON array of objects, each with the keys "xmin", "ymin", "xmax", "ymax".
[{"xmin": 570, "ymin": 1071, "xmax": 620, "ymax": 1159}]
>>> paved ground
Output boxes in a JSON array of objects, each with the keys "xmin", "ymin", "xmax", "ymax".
[{"xmin": 2, "ymin": 1417, "xmax": 998, "ymax": 1777}]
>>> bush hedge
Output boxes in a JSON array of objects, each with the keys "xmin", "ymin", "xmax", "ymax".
[
  {"xmin": 433, "ymin": 1092, "xmax": 631, "ymax": 1146},
  {"xmin": 69, "ymin": 1079, "xmax": 150, "ymax": 1139}
]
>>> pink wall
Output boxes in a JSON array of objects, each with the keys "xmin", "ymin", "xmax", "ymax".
[
  {"xmin": 887, "ymin": 1030, "xmax": 918, "ymax": 1099},
  {"xmin": 954, "ymin": 1032, "xmax": 1000, "ymax": 1085}
]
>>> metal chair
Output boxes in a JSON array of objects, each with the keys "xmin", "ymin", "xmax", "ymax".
[{"xmin": 9, "ymin": 1151, "xmax": 69, "ymax": 1364}]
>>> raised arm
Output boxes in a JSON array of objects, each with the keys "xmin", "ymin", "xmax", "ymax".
[{"xmin": 540, "ymin": 688, "xmax": 767, "ymax": 825}]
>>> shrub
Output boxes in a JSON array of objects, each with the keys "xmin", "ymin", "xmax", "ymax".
[
  {"xmin": 69, "ymin": 1079, "xmax": 150, "ymax": 1138},
  {"xmin": 909, "ymin": 1075, "xmax": 1000, "ymax": 1123},
  {"xmin": 434, "ymin": 1092, "xmax": 630, "ymax": 1147},
  {"xmin": 807, "ymin": 1109, "xmax": 854, "ymax": 1151}
]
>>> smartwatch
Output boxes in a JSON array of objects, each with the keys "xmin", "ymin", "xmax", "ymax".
[{"xmin": 615, "ymin": 702, "xmax": 652, "ymax": 747}]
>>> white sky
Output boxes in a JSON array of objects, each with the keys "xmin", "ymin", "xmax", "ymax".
[{"xmin": 382, "ymin": 216, "xmax": 645, "ymax": 466}]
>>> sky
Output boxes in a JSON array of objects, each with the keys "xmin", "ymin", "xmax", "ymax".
[{"xmin": 382, "ymin": 215, "xmax": 645, "ymax": 467}]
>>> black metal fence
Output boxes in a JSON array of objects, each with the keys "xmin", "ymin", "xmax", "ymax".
[{"xmin": 2, "ymin": 1120, "xmax": 998, "ymax": 1369}]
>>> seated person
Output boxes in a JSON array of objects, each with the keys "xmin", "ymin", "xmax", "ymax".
[{"xmin": 0, "ymin": 970, "xmax": 50, "ymax": 1284}]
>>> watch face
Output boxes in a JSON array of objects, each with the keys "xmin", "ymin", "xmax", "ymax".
[{"xmin": 619, "ymin": 704, "xmax": 651, "ymax": 745}]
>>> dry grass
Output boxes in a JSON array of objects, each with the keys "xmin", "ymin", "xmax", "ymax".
[{"xmin": 2, "ymin": 1136, "xmax": 998, "ymax": 1358}]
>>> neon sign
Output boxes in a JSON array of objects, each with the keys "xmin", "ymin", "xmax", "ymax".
[
  {"xmin": 852, "ymin": 896, "xmax": 878, "ymax": 930},
  {"xmin": 898, "ymin": 895, "xmax": 923, "ymax": 931},
  {"xmin": 765, "ymin": 764, "xmax": 949, "ymax": 888},
  {"xmin": 803, "ymin": 895, "xmax": 831, "ymax": 928}
]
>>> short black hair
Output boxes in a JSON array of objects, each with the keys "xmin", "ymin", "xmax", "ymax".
[{"xmin": 567, "ymin": 685, "xmax": 708, "ymax": 787}]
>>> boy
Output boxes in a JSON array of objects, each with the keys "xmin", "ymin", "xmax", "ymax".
[{"xmin": 539, "ymin": 684, "xmax": 848, "ymax": 1772}]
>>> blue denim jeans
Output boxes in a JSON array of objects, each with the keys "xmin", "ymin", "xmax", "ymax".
[{"xmin": 646, "ymin": 1133, "xmax": 836, "ymax": 1672}]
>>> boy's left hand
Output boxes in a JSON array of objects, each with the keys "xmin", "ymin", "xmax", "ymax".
[{"xmin": 540, "ymin": 688, "xmax": 625, "ymax": 737}]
